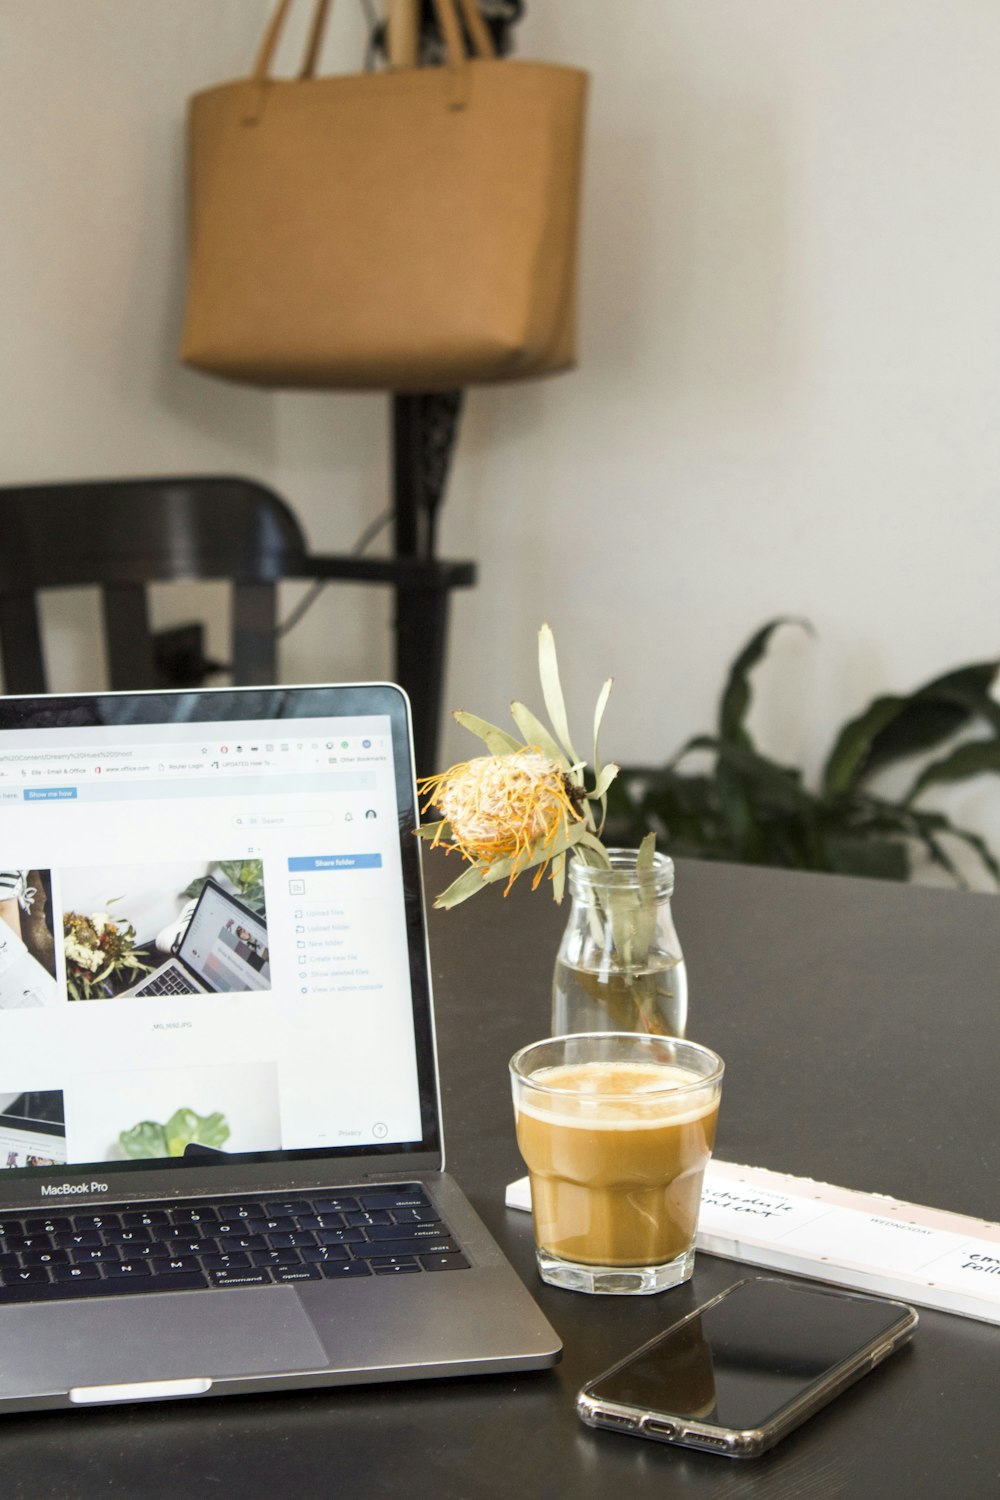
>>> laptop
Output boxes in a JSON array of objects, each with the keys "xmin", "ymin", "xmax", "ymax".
[
  {"xmin": 0, "ymin": 683, "xmax": 560, "ymax": 1411},
  {"xmin": 121, "ymin": 878, "xmax": 271, "ymax": 997}
]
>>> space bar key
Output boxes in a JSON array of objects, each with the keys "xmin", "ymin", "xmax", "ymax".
[{"xmin": 0, "ymin": 1272, "xmax": 209, "ymax": 1303}]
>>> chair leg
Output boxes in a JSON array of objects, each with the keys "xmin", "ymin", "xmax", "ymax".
[
  {"xmin": 0, "ymin": 593, "xmax": 48, "ymax": 694},
  {"xmin": 102, "ymin": 585, "xmax": 158, "ymax": 689}
]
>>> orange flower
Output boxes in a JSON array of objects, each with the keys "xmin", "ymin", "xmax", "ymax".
[{"xmin": 420, "ymin": 748, "xmax": 583, "ymax": 891}]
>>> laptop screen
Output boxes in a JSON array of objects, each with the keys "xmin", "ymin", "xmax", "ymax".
[
  {"xmin": 0, "ymin": 685, "xmax": 440, "ymax": 1190},
  {"xmin": 175, "ymin": 879, "xmax": 272, "ymax": 993}
]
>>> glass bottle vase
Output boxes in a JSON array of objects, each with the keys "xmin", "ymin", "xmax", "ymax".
[{"xmin": 551, "ymin": 849, "xmax": 688, "ymax": 1038}]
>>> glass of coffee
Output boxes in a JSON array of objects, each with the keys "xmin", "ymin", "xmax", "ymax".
[{"xmin": 510, "ymin": 1032, "xmax": 724, "ymax": 1294}]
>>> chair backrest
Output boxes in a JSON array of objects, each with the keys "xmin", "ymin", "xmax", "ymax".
[{"xmin": 0, "ymin": 476, "xmax": 311, "ymax": 694}]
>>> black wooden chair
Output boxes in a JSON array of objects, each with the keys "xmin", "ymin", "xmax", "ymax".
[{"xmin": 0, "ymin": 475, "xmax": 475, "ymax": 772}]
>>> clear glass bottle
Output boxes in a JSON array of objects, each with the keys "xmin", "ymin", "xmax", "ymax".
[{"xmin": 551, "ymin": 849, "xmax": 687, "ymax": 1037}]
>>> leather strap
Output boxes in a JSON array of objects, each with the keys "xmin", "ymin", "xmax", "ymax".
[{"xmin": 253, "ymin": 0, "xmax": 493, "ymax": 82}]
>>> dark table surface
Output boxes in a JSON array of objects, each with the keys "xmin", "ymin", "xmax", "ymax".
[{"xmin": 5, "ymin": 858, "xmax": 1000, "ymax": 1499}]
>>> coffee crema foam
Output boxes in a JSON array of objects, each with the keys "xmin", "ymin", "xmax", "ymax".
[
  {"xmin": 515, "ymin": 1058, "xmax": 721, "ymax": 1267},
  {"xmin": 518, "ymin": 1061, "xmax": 716, "ymax": 1129}
]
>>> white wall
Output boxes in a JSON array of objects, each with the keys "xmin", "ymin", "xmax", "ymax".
[{"xmin": 2, "ymin": 1, "xmax": 999, "ymax": 881}]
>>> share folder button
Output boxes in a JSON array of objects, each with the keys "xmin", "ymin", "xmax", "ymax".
[{"xmin": 287, "ymin": 854, "xmax": 382, "ymax": 872}]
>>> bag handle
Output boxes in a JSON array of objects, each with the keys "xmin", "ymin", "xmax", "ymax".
[{"xmin": 253, "ymin": 0, "xmax": 494, "ymax": 82}]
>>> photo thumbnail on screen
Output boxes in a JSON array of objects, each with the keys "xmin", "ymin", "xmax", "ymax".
[{"xmin": 60, "ymin": 859, "xmax": 270, "ymax": 1001}]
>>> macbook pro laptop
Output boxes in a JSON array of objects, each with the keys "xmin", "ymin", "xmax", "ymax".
[
  {"xmin": 0, "ymin": 683, "xmax": 560, "ymax": 1412},
  {"xmin": 121, "ymin": 878, "xmax": 271, "ymax": 997}
]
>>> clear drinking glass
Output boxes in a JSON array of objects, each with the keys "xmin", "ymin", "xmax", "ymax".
[{"xmin": 510, "ymin": 1032, "xmax": 724, "ymax": 1295}]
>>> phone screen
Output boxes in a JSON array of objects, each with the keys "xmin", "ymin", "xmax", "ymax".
[{"xmin": 586, "ymin": 1278, "xmax": 913, "ymax": 1431}]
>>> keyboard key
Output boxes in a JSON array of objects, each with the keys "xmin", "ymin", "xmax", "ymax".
[
  {"xmin": 24, "ymin": 1216, "xmax": 71, "ymax": 1234},
  {"xmin": 321, "ymin": 1259, "xmax": 372, "ymax": 1279},
  {"xmin": 22, "ymin": 1249, "xmax": 70, "ymax": 1267},
  {"xmin": 0, "ymin": 1272, "xmax": 207, "ymax": 1304},
  {"xmin": 367, "ymin": 1255, "xmax": 420, "ymax": 1271},
  {"xmin": 71, "ymin": 1245, "xmax": 122, "ymax": 1264},
  {"xmin": 73, "ymin": 1214, "xmax": 121, "ymax": 1232},
  {"xmin": 53, "ymin": 1264, "xmax": 102, "ymax": 1283},
  {"xmin": 216, "ymin": 1202, "xmax": 264, "ymax": 1220},
  {"xmin": 54, "ymin": 1231, "xmax": 101, "ymax": 1249},
  {"xmin": 344, "ymin": 1210, "xmax": 392, "ymax": 1228},
  {"xmin": 274, "ymin": 1266, "xmax": 323, "ymax": 1283},
  {"xmin": 314, "ymin": 1197, "xmax": 360, "ymax": 1214},
  {"xmin": 293, "ymin": 1213, "xmax": 343, "ymax": 1231},
  {"xmin": 267, "ymin": 1231, "xmax": 317, "ymax": 1249},
  {"xmin": 104, "ymin": 1260, "xmax": 152, "ymax": 1279},
  {"xmin": 264, "ymin": 1200, "xmax": 313, "ymax": 1218},
  {"xmin": 168, "ymin": 1206, "xmax": 219, "ymax": 1226},
  {"xmin": 168, "ymin": 1237, "xmax": 219, "ymax": 1257},
  {"xmin": 209, "ymin": 1269, "xmax": 273, "ymax": 1288},
  {"xmin": 107, "ymin": 1227, "xmax": 153, "ymax": 1246},
  {"xmin": 368, "ymin": 1223, "xmax": 448, "ymax": 1242},
  {"xmin": 301, "ymin": 1245, "xmax": 349, "ymax": 1263},
  {"xmin": 359, "ymin": 1191, "xmax": 431, "ymax": 1211},
  {"xmin": 202, "ymin": 1252, "xmax": 251, "ymax": 1271},
  {"xmin": 218, "ymin": 1234, "xmax": 267, "ymax": 1252},
  {"xmin": 2, "ymin": 1267, "xmax": 51, "ymax": 1287},
  {"xmin": 317, "ymin": 1228, "xmax": 365, "ymax": 1246},
  {"xmin": 420, "ymin": 1253, "xmax": 470, "ymax": 1272},
  {"xmin": 390, "ymin": 1208, "xmax": 440, "ymax": 1225},
  {"xmin": 7, "ymin": 1233, "xmax": 54, "ymax": 1252},
  {"xmin": 353, "ymin": 1237, "xmax": 458, "ymax": 1259},
  {"xmin": 122, "ymin": 1210, "xmax": 169, "ymax": 1227},
  {"xmin": 373, "ymin": 1263, "xmax": 421, "ymax": 1275},
  {"xmin": 251, "ymin": 1248, "xmax": 302, "ymax": 1267},
  {"xmin": 148, "ymin": 1257, "xmax": 201, "ymax": 1276}
]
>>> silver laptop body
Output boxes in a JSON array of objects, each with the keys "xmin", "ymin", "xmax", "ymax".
[{"xmin": 0, "ymin": 683, "xmax": 559, "ymax": 1412}]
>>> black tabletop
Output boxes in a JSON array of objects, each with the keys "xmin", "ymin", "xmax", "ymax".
[{"xmin": 5, "ymin": 858, "xmax": 1000, "ymax": 1499}]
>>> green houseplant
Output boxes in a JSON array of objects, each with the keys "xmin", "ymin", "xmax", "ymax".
[{"xmin": 605, "ymin": 620, "xmax": 1000, "ymax": 887}]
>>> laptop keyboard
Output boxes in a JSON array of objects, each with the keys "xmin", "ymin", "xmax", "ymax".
[
  {"xmin": 131, "ymin": 966, "xmax": 198, "ymax": 997},
  {"xmin": 0, "ymin": 1185, "xmax": 469, "ymax": 1303}
]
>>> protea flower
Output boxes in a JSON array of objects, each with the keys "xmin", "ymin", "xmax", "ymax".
[
  {"xmin": 420, "ymin": 747, "xmax": 584, "ymax": 892},
  {"xmin": 417, "ymin": 625, "xmax": 632, "ymax": 908}
]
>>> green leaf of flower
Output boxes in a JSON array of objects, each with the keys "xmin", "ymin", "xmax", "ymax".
[
  {"xmin": 586, "ymin": 763, "xmax": 620, "ymax": 801},
  {"xmin": 433, "ymin": 863, "xmax": 493, "ymax": 909},
  {"xmin": 593, "ymin": 677, "xmax": 613, "ymax": 773},
  {"xmin": 509, "ymin": 702, "xmax": 570, "ymax": 770},
  {"xmin": 452, "ymin": 710, "xmax": 523, "ymax": 754},
  {"xmin": 538, "ymin": 623, "xmax": 580, "ymax": 764}
]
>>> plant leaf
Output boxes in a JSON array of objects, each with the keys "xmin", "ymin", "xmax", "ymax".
[
  {"xmin": 637, "ymin": 830, "xmax": 657, "ymax": 871},
  {"xmin": 414, "ymin": 819, "xmax": 448, "ymax": 841},
  {"xmin": 592, "ymin": 677, "xmax": 613, "ymax": 778},
  {"xmin": 586, "ymin": 763, "xmax": 620, "ymax": 801},
  {"xmin": 433, "ymin": 863, "xmax": 493, "ymax": 909},
  {"xmin": 904, "ymin": 738, "xmax": 1000, "ymax": 803},
  {"xmin": 452, "ymin": 710, "xmax": 522, "ymax": 754},
  {"xmin": 822, "ymin": 660, "xmax": 1000, "ymax": 795},
  {"xmin": 538, "ymin": 623, "xmax": 580, "ymax": 764},
  {"xmin": 509, "ymin": 701, "xmax": 571, "ymax": 770},
  {"xmin": 719, "ymin": 618, "xmax": 805, "ymax": 748}
]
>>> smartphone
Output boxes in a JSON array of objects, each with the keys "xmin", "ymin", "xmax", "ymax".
[{"xmin": 576, "ymin": 1275, "xmax": 918, "ymax": 1458}]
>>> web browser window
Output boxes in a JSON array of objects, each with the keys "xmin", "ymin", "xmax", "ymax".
[{"xmin": 0, "ymin": 705, "xmax": 428, "ymax": 1176}]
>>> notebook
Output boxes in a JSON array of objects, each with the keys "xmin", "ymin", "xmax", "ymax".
[{"xmin": 0, "ymin": 683, "xmax": 560, "ymax": 1411}]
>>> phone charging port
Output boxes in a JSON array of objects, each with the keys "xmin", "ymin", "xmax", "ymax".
[{"xmin": 644, "ymin": 1419, "xmax": 677, "ymax": 1439}]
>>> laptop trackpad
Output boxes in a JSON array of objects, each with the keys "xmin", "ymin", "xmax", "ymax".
[{"xmin": 0, "ymin": 1289, "xmax": 327, "ymax": 1401}]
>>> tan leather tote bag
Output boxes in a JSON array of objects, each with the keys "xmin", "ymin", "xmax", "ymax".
[{"xmin": 180, "ymin": 0, "xmax": 588, "ymax": 390}]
